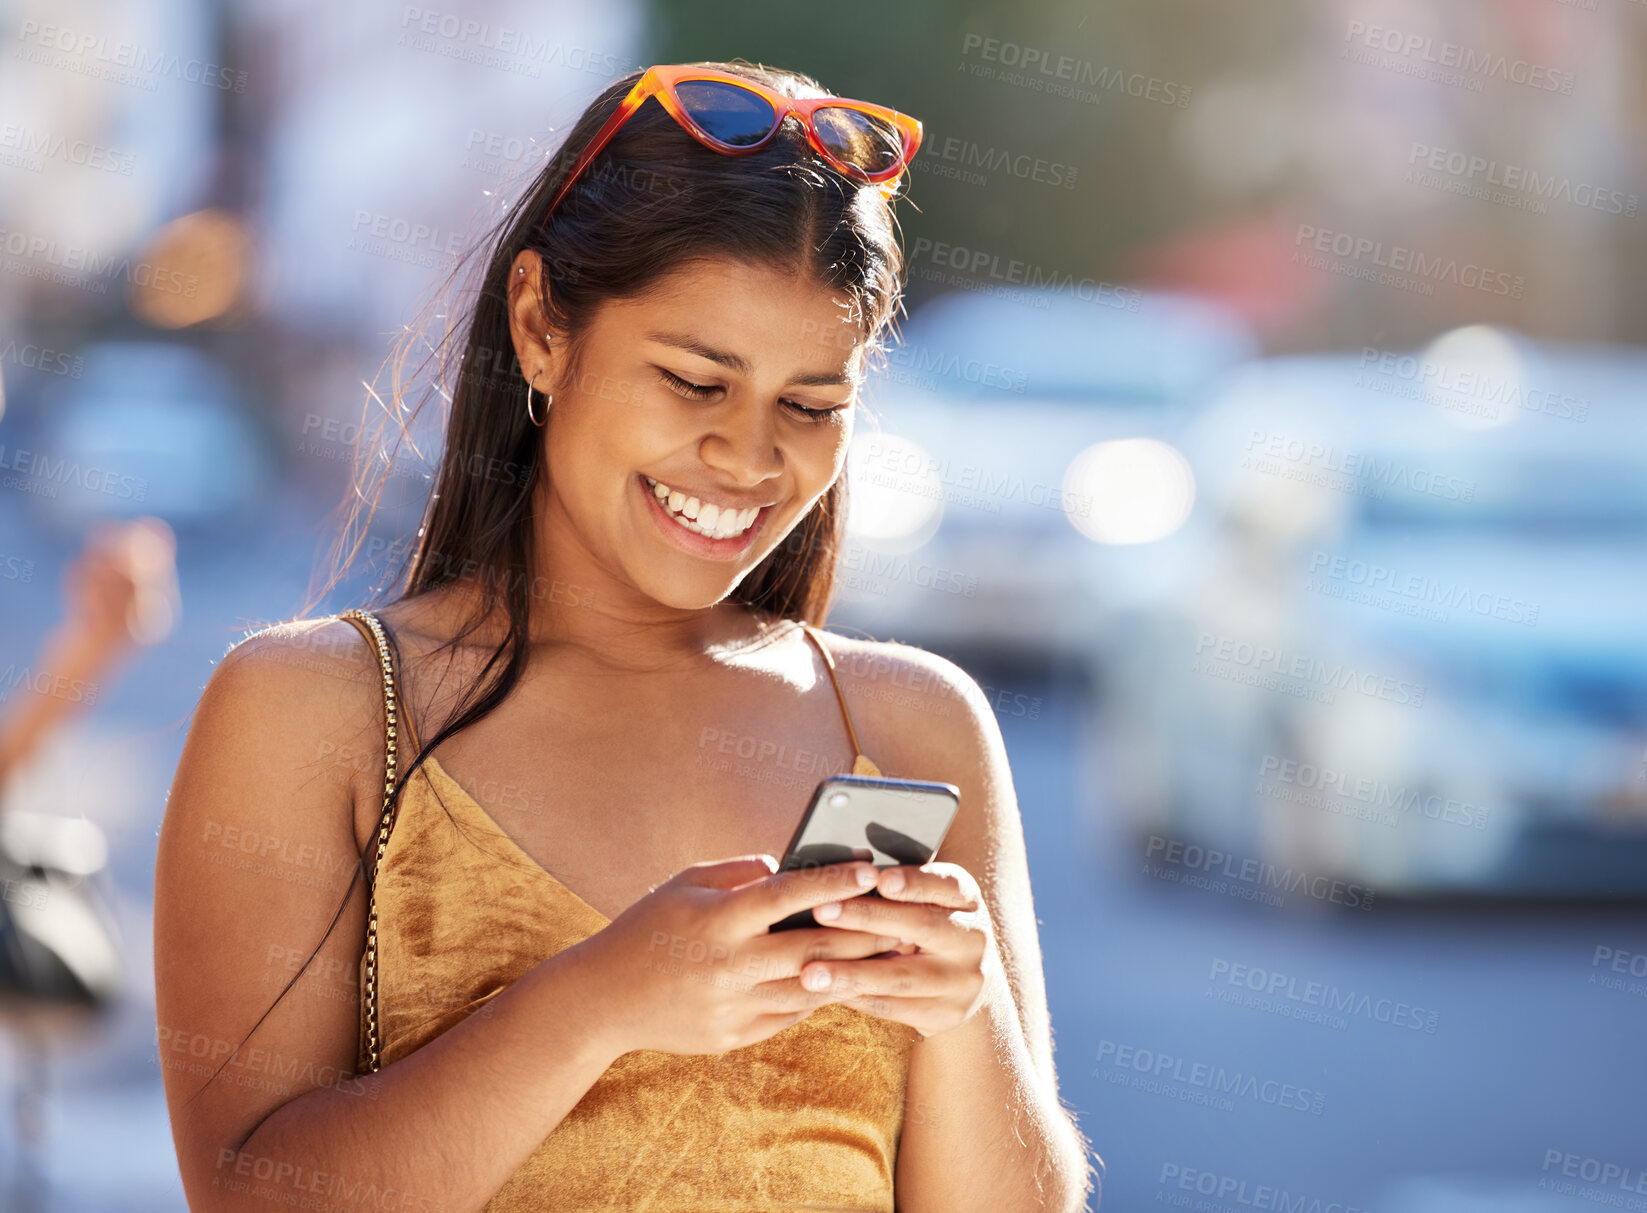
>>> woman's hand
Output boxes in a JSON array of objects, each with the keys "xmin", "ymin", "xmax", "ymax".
[
  {"xmin": 567, "ymin": 855, "xmax": 913, "ymax": 1059},
  {"xmin": 800, "ymin": 862, "xmax": 996, "ymax": 1039}
]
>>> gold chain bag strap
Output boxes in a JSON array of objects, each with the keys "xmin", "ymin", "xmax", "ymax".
[{"xmin": 337, "ymin": 608, "xmax": 402, "ymax": 1074}]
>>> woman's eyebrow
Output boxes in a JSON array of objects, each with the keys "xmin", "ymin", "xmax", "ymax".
[{"xmin": 644, "ymin": 330, "xmax": 859, "ymax": 388}]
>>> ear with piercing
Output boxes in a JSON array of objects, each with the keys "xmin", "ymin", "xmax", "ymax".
[{"xmin": 518, "ymin": 266, "xmax": 552, "ymax": 346}]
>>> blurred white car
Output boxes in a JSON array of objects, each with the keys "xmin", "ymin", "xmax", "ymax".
[
  {"xmin": 831, "ymin": 285, "xmax": 1256, "ymax": 676},
  {"xmin": 1102, "ymin": 329, "xmax": 1647, "ymax": 897}
]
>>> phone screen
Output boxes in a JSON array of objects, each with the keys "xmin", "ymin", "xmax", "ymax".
[{"xmin": 769, "ymin": 774, "xmax": 960, "ymax": 932}]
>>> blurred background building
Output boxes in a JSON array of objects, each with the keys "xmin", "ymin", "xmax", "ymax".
[{"xmin": 1, "ymin": 0, "xmax": 1644, "ymax": 1208}]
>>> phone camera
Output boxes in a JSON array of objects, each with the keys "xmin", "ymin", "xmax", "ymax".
[{"xmin": 827, "ymin": 792, "xmax": 850, "ymax": 809}]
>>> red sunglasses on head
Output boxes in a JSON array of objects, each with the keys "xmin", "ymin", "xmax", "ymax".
[{"xmin": 542, "ymin": 64, "xmax": 924, "ymax": 221}]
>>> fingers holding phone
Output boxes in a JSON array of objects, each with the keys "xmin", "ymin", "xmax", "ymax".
[
  {"xmin": 567, "ymin": 856, "xmax": 910, "ymax": 1058},
  {"xmin": 803, "ymin": 861, "xmax": 997, "ymax": 1040}
]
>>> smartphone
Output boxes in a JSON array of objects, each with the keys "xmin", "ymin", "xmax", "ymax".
[{"xmin": 768, "ymin": 773, "xmax": 961, "ymax": 933}]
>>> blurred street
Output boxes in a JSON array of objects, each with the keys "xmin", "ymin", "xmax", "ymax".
[
  {"xmin": 0, "ymin": 514, "xmax": 1642, "ymax": 1208},
  {"xmin": 4, "ymin": 0, "xmax": 1645, "ymax": 1207}
]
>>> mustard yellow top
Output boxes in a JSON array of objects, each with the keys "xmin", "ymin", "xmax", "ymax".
[{"xmin": 343, "ymin": 613, "xmax": 918, "ymax": 1212}]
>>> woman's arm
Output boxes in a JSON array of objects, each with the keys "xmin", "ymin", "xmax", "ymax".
[
  {"xmin": 154, "ymin": 623, "xmax": 627, "ymax": 1213},
  {"xmin": 808, "ymin": 640, "xmax": 1100, "ymax": 1212}
]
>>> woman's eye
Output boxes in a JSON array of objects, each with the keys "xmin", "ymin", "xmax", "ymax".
[
  {"xmin": 659, "ymin": 369, "xmax": 717, "ymax": 400},
  {"xmin": 784, "ymin": 400, "xmax": 846, "ymax": 421},
  {"xmin": 659, "ymin": 368, "xmax": 846, "ymax": 421}
]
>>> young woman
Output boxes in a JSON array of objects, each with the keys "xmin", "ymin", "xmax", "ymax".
[{"xmin": 155, "ymin": 60, "xmax": 1098, "ymax": 1212}]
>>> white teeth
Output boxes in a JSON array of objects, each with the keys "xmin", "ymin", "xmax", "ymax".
[{"xmin": 645, "ymin": 476, "xmax": 760, "ymax": 541}]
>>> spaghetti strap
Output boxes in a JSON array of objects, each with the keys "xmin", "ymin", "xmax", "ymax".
[{"xmin": 798, "ymin": 622, "xmax": 882, "ymax": 778}]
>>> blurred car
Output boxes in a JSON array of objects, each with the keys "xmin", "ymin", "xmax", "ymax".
[
  {"xmin": 1101, "ymin": 329, "xmax": 1647, "ymax": 897},
  {"xmin": 830, "ymin": 285, "xmax": 1257, "ymax": 675},
  {"xmin": 27, "ymin": 340, "xmax": 276, "ymax": 536}
]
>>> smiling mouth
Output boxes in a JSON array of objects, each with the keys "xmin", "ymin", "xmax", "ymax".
[{"xmin": 643, "ymin": 475, "xmax": 766, "ymax": 541}]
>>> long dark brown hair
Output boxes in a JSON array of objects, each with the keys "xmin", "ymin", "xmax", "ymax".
[
  {"xmin": 194, "ymin": 58, "xmax": 916, "ymax": 1100},
  {"xmin": 335, "ymin": 56, "xmax": 910, "ymax": 787}
]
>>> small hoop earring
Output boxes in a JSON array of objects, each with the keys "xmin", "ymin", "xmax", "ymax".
[{"xmin": 526, "ymin": 371, "xmax": 552, "ymax": 427}]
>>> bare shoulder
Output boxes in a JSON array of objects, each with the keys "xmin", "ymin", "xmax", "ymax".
[
  {"xmin": 803, "ymin": 628, "xmax": 1002, "ymax": 786},
  {"xmin": 208, "ymin": 616, "xmax": 386, "ymax": 745},
  {"xmin": 180, "ymin": 614, "xmax": 390, "ymax": 852},
  {"xmin": 806, "ymin": 627, "xmax": 1059, "ymax": 1073}
]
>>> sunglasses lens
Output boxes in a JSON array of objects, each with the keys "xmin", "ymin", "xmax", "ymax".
[
  {"xmin": 675, "ymin": 80, "xmax": 778, "ymax": 147},
  {"xmin": 811, "ymin": 106, "xmax": 905, "ymax": 176}
]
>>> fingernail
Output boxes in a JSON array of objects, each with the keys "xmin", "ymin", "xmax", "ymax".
[
  {"xmin": 803, "ymin": 966, "xmax": 830, "ymax": 991},
  {"xmin": 816, "ymin": 901, "xmax": 842, "ymax": 921},
  {"xmin": 881, "ymin": 868, "xmax": 905, "ymax": 894},
  {"xmin": 856, "ymin": 865, "xmax": 878, "ymax": 888}
]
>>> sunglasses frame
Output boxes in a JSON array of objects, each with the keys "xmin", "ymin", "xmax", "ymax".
[{"xmin": 542, "ymin": 64, "xmax": 924, "ymax": 220}]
